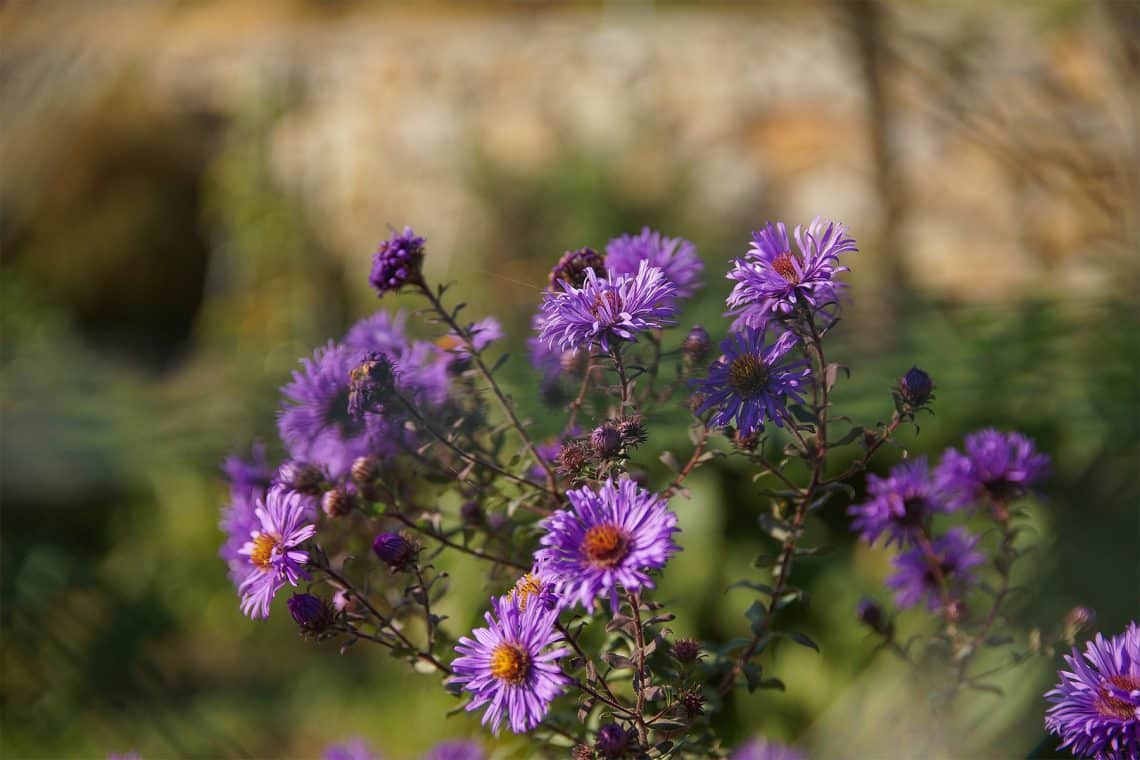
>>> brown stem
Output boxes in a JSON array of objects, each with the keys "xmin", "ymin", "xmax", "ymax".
[
  {"xmin": 566, "ymin": 356, "xmax": 596, "ymax": 432},
  {"xmin": 386, "ymin": 512, "xmax": 529, "ymax": 571},
  {"xmin": 627, "ymin": 591, "xmax": 650, "ymax": 746},
  {"xmin": 662, "ymin": 426, "xmax": 711, "ymax": 499}
]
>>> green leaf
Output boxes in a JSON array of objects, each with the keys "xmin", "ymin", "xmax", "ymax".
[{"xmin": 780, "ymin": 630, "xmax": 820, "ymax": 652}]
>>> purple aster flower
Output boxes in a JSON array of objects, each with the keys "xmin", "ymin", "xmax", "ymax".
[
  {"xmin": 1046, "ymin": 622, "xmax": 1140, "ymax": 759},
  {"xmin": 935, "ymin": 429, "xmax": 1050, "ymax": 509},
  {"xmin": 278, "ymin": 342, "xmax": 392, "ymax": 479},
  {"xmin": 323, "ymin": 738, "xmax": 382, "ymax": 760},
  {"xmin": 692, "ymin": 327, "xmax": 810, "ymax": 435},
  {"xmin": 421, "ymin": 740, "xmax": 485, "ymax": 760},
  {"xmin": 848, "ymin": 458, "xmax": 951, "ymax": 548},
  {"xmin": 885, "ymin": 527, "xmax": 983, "ymax": 611},
  {"xmin": 538, "ymin": 261, "xmax": 677, "ymax": 354},
  {"xmin": 369, "ymin": 226, "xmax": 425, "ymax": 296},
  {"xmin": 606, "ymin": 227, "xmax": 703, "ymax": 299},
  {"xmin": 219, "ymin": 444, "xmax": 274, "ymax": 587},
  {"xmin": 726, "ymin": 218, "xmax": 857, "ymax": 329},
  {"xmin": 729, "ymin": 737, "xmax": 806, "ymax": 760},
  {"xmin": 450, "ymin": 594, "xmax": 571, "ymax": 734},
  {"xmin": 595, "ymin": 722, "xmax": 634, "ymax": 758},
  {"xmin": 535, "ymin": 478, "xmax": 680, "ymax": 612},
  {"xmin": 237, "ymin": 485, "xmax": 317, "ymax": 619}
]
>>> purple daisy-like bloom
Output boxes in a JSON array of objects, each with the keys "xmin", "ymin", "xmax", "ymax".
[
  {"xmin": 726, "ymin": 218, "xmax": 857, "ymax": 329},
  {"xmin": 369, "ymin": 226, "xmax": 425, "ymax": 296},
  {"xmin": 450, "ymin": 594, "xmax": 571, "ymax": 735},
  {"xmin": 538, "ymin": 261, "xmax": 677, "ymax": 354},
  {"xmin": 606, "ymin": 227, "xmax": 703, "ymax": 300},
  {"xmin": 1046, "ymin": 622, "xmax": 1140, "ymax": 760},
  {"xmin": 935, "ymin": 428, "xmax": 1050, "ymax": 509},
  {"xmin": 729, "ymin": 737, "xmax": 806, "ymax": 760},
  {"xmin": 535, "ymin": 478, "xmax": 680, "ymax": 612},
  {"xmin": 237, "ymin": 485, "xmax": 317, "ymax": 619},
  {"xmin": 219, "ymin": 443, "xmax": 274, "ymax": 587},
  {"xmin": 692, "ymin": 327, "xmax": 810, "ymax": 435},
  {"xmin": 885, "ymin": 527, "xmax": 983, "ymax": 611},
  {"xmin": 848, "ymin": 458, "xmax": 952, "ymax": 549},
  {"xmin": 421, "ymin": 740, "xmax": 485, "ymax": 760},
  {"xmin": 323, "ymin": 738, "xmax": 382, "ymax": 760}
]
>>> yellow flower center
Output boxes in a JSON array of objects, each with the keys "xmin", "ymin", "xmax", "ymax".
[
  {"xmin": 728, "ymin": 354, "xmax": 769, "ymax": 396},
  {"xmin": 582, "ymin": 524, "xmax": 630, "ymax": 569},
  {"xmin": 250, "ymin": 534, "xmax": 278, "ymax": 569},
  {"xmin": 772, "ymin": 252, "xmax": 799, "ymax": 282},
  {"xmin": 489, "ymin": 643, "xmax": 530, "ymax": 684}
]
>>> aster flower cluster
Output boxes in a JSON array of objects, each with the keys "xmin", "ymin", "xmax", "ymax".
[{"xmin": 211, "ymin": 220, "xmax": 1089, "ymax": 759}]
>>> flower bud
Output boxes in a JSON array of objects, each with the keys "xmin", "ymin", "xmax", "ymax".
[
  {"xmin": 682, "ymin": 325, "xmax": 712, "ymax": 364},
  {"xmin": 555, "ymin": 441, "xmax": 592, "ymax": 479},
  {"xmin": 671, "ymin": 637, "xmax": 703, "ymax": 663},
  {"xmin": 595, "ymin": 723, "xmax": 632, "ymax": 758},
  {"xmin": 322, "ymin": 487, "xmax": 355, "ymax": 518},
  {"xmin": 897, "ymin": 366, "xmax": 934, "ymax": 408},
  {"xmin": 560, "ymin": 348, "xmax": 588, "ymax": 375},
  {"xmin": 572, "ymin": 746, "xmax": 593, "ymax": 760},
  {"xmin": 372, "ymin": 532, "xmax": 418, "ymax": 572},
  {"xmin": 332, "ymin": 589, "xmax": 361, "ymax": 614},
  {"xmin": 460, "ymin": 500, "xmax": 485, "ymax": 526},
  {"xmin": 549, "ymin": 247, "xmax": 606, "ymax": 290},
  {"xmin": 679, "ymin": 687, "xmax": 705, "ymax": 718},
  {"xmin": 287, "ymin": 593, "xmax": 335, "ymax": 638},
  {"xmin": 369, "ymin": 226, "xmax": 425, "ymax": 296},
  {"xmin": 277, "ymin": 461, "xmax": 323, "ymax": 495},
  {"xmin": 855, "ymin": 598, "xmax": 891, "ymax": 636},
  {"xmin": 590, "ymin": 424, "xmax": 623, "ymax": 459},
  {"xmin": 617, "ymin": 415, "xmax": 648, "ymax": 448},
  {"xmin": 1063, "ymin": 605, "xmax": 1096, "ymax": 643}
]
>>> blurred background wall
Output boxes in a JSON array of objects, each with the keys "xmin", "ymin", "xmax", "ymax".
[{"xmin": 1, "ymin": 1, "xmax": 1137, "ymax": 758}]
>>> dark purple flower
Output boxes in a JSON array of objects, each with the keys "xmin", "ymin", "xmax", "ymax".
[
  {"xmin": 729, "ymin": 737, "xmax": 806, "ymax": 760},
  {"xmin": 372, "ymin": 532, "xmax": 418, "ymax": 572},
  {"xmin": 237, "ymin": 486, "xmax": 317, "ymax": 619},
  {"xmin": 692, "ymin": 327, "xmax": 810, "ymax": 435},
  {"xmin": 1045, "ymin": 621, "xmax": 1139, "ymax": 759},
  {"xmin": 935, "ymin": 429, "xmax": 1050, "ymax": 508},
  {"xmin": 885, "ymin": 527, "xmax": 983, "ymax": 611},
  {"xmin": 671, "ymin": 638, "xmax": 703, "ymax": 664},
  {"xmin": 278, "ymin": 342, "xmax": 394, "ymax": 479},
  {"xmin": 287, "ymin": 593, "xmax": 335, "ymax": 637},
  {"xmin": 726, "ymin": 218, "xmax": 857, "ymax": 329},
  {"xmin": 536, "ymin": 478, "xmax": 680, "ymax": 612},
  {"xmin": 606, "ymin": 227, "xmax": 703, "ymax": 299},
  {"xmin": 549, "ymin": 247, "xmax": 607, "ymax": 291},
  {"xmin": 450, "ymin": 594, "xmax": 571, "ymax": 734},
  {"xmin": 595, "ymin": 722, "xmax": 633, "ymax": 758},
  {"xmin": 855, "ymin": 598, "xmax": 890, "ymax": 636},
  {"xmin": 848, "ymin": 458, "xmax": 951, "ymax": 548},
  {"xmin": 539, "ymin": 261, "xmax": 677, "ymax": 354},
  {"xmin": 323, "ymin": 738, "xmax": 382, "ymax": 760},
  {"xmin": 369, "ymin": 226, "xmax": 425, "ymax": 296},
  {"xmin": 421, "ymin": 740, "xmax": 485, "ymax": 760}
]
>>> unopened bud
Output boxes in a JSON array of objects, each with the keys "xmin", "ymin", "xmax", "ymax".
[
  {"xmin": 595, "ymin": 723, "xmax": 632, "ymax": 759},
  {"xmin": 277, "ymin": 461, "xmax": 323, "ymax": 495},
  {"xmin": 322, "ymin": 487, "xmax": 356, "ymax": 518},
  {"xmin": 1063, "ymin": 606, "xmax": 1096, "ymax": 643},
  {"xmin": 682, "ymin": 325, "xmax": 712, "ymax": 364},
  {"xmin": 590, "ymin": 424, "xmax": 623, "ymax": 459},
  {"xmin": 287, "ymin": 593, "xmax": 336, "ymax": 639},
  {"xmin": 372, "ymin": 532, "xmax": 418, "ymax": 572},
  {"xmin": 896, "ymin": 366, "xmax": 934, "ymax": 408}
]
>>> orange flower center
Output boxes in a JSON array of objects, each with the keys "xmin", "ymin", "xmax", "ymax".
[
  {"xmin": 489, "ymin": 643, "xmax": 530, "ymax": 684},
  {"xmin": 510, "ymin": 573, "xmax": 543, "ymax": 611},
  {"xmin": 250, "ymin": 534, "xmax": 278, "ymax": 569},
  {"xmin": 1097, "ymin": 674, "xmax": 1140, "ymax": 719},
  {"xmin": 582, "ymin": 524, "xmax": 630, "ymax": 568},
  {"xmin": 728, "ymin": 354, "xmax": 769, "ymax": 396},
  {"xmin": 772, "ymin": 252, "xmax": 799, "ymax": 283}
]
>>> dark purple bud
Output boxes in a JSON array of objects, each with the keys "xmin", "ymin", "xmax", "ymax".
[
  {"xmin": 560, "ymin": 348, "xmax": 588, "ymax": 375},
  {"xmin": 855, "ymin": 598, "xmax": 890, "ymax": 636},
  {"xmin": 322, "ymin": 487, "xmax": 355, "ymax": 518},
  {"xmin": 590, "ymin": 424, "xmax": 623, "ymax": 459},
  {"xmin": 369, "ymin": 226, "xmax": 425, "ymax": 296},
  {"xmin": 555, "ymin": 441, "xmax": 593, "ymax": 479},
  {"xmin": 679, "ymin": 687, "xmax": 705, "ymax": 718},
  {"xmin": 549, "ymin": 247, "xmax": 606, "ymax": 291},
  {"xmin": 595, "ymin": 722, "xmax": 632, "ymax": 758},
  {"xmin": 351, "ymin": 456, "xmax": 381, "ymax": 487},
  {"xmin": 277, "ymin": 461, "xmax": 323, "ymax": 495},
  {"xmin": 897, "ymin": 366, "xmax": 934, "ymax": 407},
  {"xmin": 617, "ymin": 415, "xmax": 648, "ymax": 447},
  {"xmin": 486, "ymin": 512, "xmax": 508, "ymax": 533},
  {"xmin": 671, "ymin": 637, "xmax": 703, "ymax": 664},
  {"xmin": 682, "ymin": 325, "xmax": 712, "ymax": 364},
  {"xmin": 372, "ymin": 532, "xmax": 417, "ymax": 572},
  {"xmin": 460, "ymin": 500, "xmax": 485, "ymax": 526},
  {"xmin": 287, "ymin": 593, "xmax": 335, "ymax": 637}
]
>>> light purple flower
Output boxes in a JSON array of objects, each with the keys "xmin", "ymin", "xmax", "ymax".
[
  {"xmin": 692, "ymin": 327, "xmax": 810, "ymax": 435},
  {"xmin": 450, "ymin": 595, "xmax": 571, "ymax": 734},
  {"xmin": 1045, "ymin": 621, "xmax": 1140, "ymax": 760},
  {"xmin": 726, "ymin": 218, "xmax": 857, "ymax": 329},
  {"xmin": 219, "ymin": 443, "xmax": 274, "ymax": 587},
  {"xmin": 421, "ymin": 739, "xmax": 485, "ymax": 760},
  {"xmin": 536, "ymin": 478, "xmax": 680, "ymax": 612},
  {"xmin": 885, "ymin": 527, "xmax": 983, "ymax": 611},
  {"xmin": 606, "ymin": 227, "xmax": 703, "ymax": 299},
  {"xmin": 323, "ymin": 738, "xmax": 382, "ymax": 760},
  {"xmin": 237, "ymin": 485, "xmax": 317, "ymax": 619},
  {"xmin": 538, "ymin": 261, "xmax": 677, "ymax": 353},
  {"xmin": 848, "ymin": 458, "xmax": 952, "ymax": 549},
  {"xmin": 729, "ymin": 737, "xmax": 806, "ymax": 760},
  {"xmin": 935, "ymin": 429, "xmax": 1050, "ymax": 508}
]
